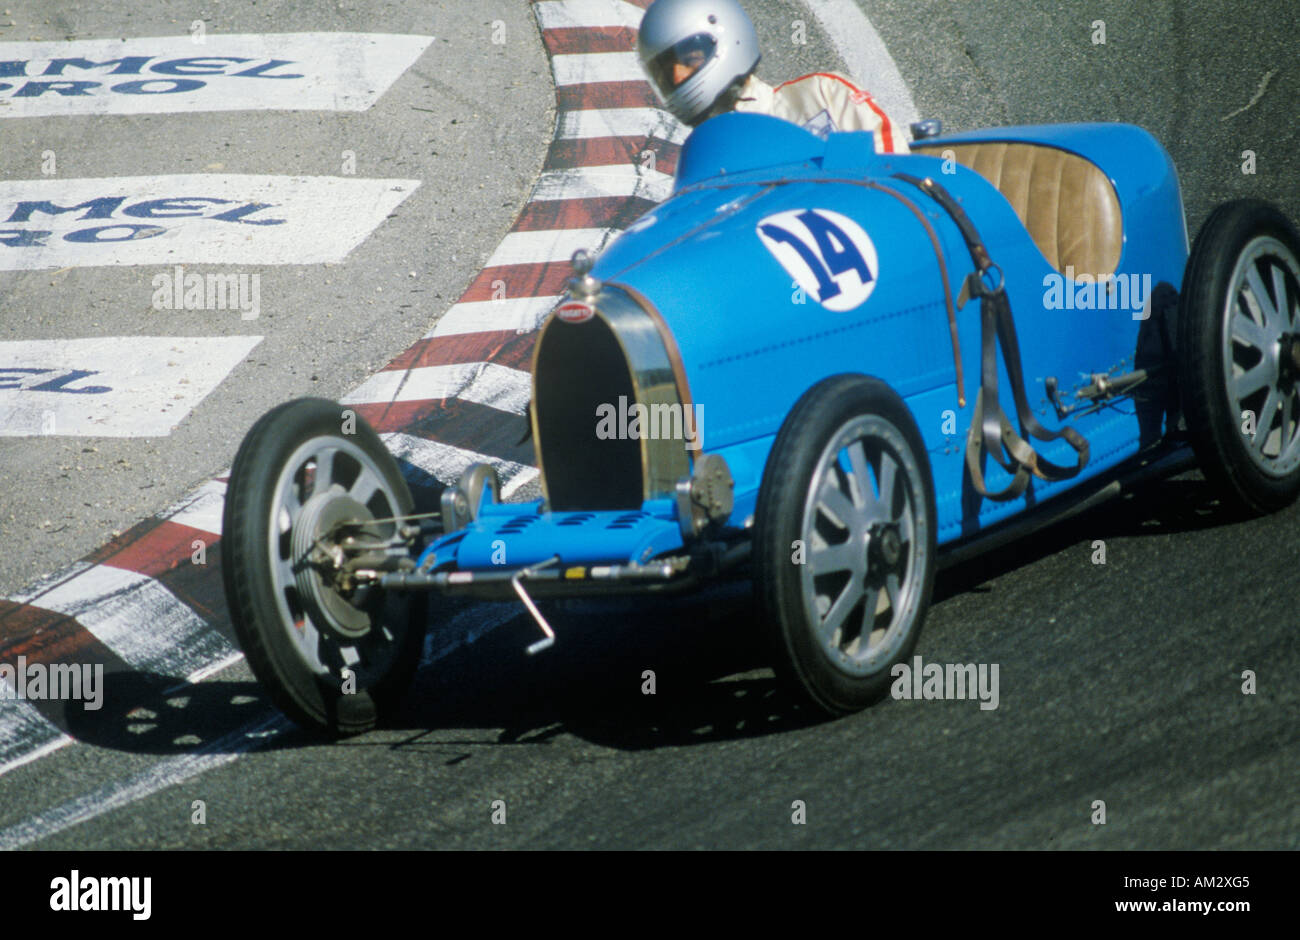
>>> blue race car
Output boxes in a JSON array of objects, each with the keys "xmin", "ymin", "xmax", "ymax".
[{"xmin": 222, "ymin": 112, "xmax": 1300, "ymax": 735}]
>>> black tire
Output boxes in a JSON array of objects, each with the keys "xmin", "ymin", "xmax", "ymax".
[
  {"xmin": 221, "ymin": 398, "xmax": 426, "ymax": 736},
  {"xmin": 1178, "ymin": 199, "xmax": 1300, "ymax": 513},
  {"xmin": 754, "ymin": 375, "xmax": 937, "ymax": 716}
]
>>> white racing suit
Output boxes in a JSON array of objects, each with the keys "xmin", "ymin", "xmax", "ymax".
[{"xmin": 732, "ymin": 72, "xmax": 911, "ymax": 154}]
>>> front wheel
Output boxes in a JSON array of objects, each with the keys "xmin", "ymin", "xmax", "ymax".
[
  {"xmin": 1178, "ymin": 199, "xmax": 1300, "ymax": 513},
  {"xmin": 754, "ymin": 375, "xmax": 937, "ymax": 716},
  {"xmin": 221, "ymin": 398, "xmax": 426, "ymax": 736}
]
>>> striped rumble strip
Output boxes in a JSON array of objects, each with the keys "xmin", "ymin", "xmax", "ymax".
[{"xmin": 0, "ymin": 0, "xmax": 679, "ymax": 776}]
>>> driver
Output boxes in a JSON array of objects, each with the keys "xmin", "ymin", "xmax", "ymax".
[{"xmin": 637, "ymin": 0, "xmax": 910, "ymax": 154}]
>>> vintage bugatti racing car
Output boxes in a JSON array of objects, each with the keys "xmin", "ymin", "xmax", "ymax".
[{"xmin": 222, "ymin": 112, "xmax": 1300, "ymax": 734}]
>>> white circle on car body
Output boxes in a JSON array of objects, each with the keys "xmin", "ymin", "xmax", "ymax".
[{"xmin": 756, "ymin": 208, "xmax": 879, "ymax": 312}]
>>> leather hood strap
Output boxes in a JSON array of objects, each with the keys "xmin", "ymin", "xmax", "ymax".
[{"xmin": 893, "ymin": 172, "xmax": 1090, "ymax": 502}]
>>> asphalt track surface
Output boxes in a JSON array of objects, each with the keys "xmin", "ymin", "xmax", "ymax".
[{"xmin": 0, "ymin": 0, "xmax": 1297, "ymax": 851}]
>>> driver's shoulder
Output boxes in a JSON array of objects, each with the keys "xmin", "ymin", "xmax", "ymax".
[{"xmin": 774, "ymin": 71, "xmax": 863, "ymax": 98}]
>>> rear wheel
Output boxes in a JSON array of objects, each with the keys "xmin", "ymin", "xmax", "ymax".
[
  {"xmin": 754, "ymin": 375, "xmax": 937, "ymax": 715},
  {"xmin": 1178, "ymin": 200, "xmax": 1300, "ymax": 512},
  {"xmin": 221, "ymin": 398, "xmax": 426, "ymax": 736}
]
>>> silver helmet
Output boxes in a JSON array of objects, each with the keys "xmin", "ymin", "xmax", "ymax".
[{"xmin": 637, "ymin": 0, "xmax": 760, "ymax": 126}]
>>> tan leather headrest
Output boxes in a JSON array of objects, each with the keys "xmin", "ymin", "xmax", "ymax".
[{"xmin": 917, "ymin": 141, "xmax": 1122, "ymax": 278}]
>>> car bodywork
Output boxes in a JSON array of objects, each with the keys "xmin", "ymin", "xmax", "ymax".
[{"xmin": 401, "ymin": 111, "xmax": 1193, "ymax": 594}]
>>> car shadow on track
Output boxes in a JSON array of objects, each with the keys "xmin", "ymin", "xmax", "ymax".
[
  {"xmin": 51, "ymin": 469, "xmax": 1268, "ymax": 760},
  {"xmin": 382, "ymin": 473, "xmax": 1247, "ymax": 754},
  {"xmin": 56, "ymin": 668, "xmax": 297, "ymax": 756},
  {"xmin": 51, "ymin": 583, "xmax": 823, "ymax": 760},
  {"xmin": 393, "ymin": 583, "xmax": 829, "ymax": 753},
  {"xmin": 935, "ymin": 469, "xmax": 1241, "ymax": 601}
]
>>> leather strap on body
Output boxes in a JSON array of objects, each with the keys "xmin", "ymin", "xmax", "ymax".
[{"xmin": 892, "ymin": 173, "xmax": 1089, "ymax": 501}]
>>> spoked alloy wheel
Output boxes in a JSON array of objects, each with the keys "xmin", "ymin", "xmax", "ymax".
[
  {"xmin": 222, "ymin": 398, "xmax": 426, "ymax": 736},
  {"xmin": 756, "ymin": 375, "xmax": 936, "ymax": 715},
  {"xmin": 1179, "ymin": 200, "xmax": 1300, "ymax": 512},
  {"xmin": 1219, "ymin": 237, "xmax": 1300, "ymax": 476},
  {"xmin": 801, "ymin": 415, "xmax": 925, "ymax": 676},
  {"xmin": 271, "ymin": 435, "xmax": 404, "ymax": 672}
]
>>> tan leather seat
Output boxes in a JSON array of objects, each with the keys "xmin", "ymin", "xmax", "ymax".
[{"xmin": 916, "ymin": 141, "xmax": 1122, "ymax": 278}]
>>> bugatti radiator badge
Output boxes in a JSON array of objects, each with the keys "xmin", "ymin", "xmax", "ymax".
[{"xmin": 556, "ymin": 248, "xmax": 600, "ymax": 322}]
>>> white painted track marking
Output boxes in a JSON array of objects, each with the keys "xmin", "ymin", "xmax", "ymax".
[
  {"xmin": 0, "ymin": 33, "xmax": 434, "ymax": 118},
  {"xmin": 161, "ymin": 479, "xmax": 228, "ymax": 537},
  {"xmin": 0, "ymin": 175, "xmax": 419, "ymax": 271},
  {"xmin": 559, "ymin": 107, "xmax": 687, "ymax": 143},
  {"xmin": 551, "ymin": 52, "xmax": 645, "ymax": 86},
  {"xmin": 426, "ymin": 297, "xmax": 560, "ymax": 339},
  {"xmin": 12, "ymin": 563, "xmax": 237, "ymax": 681},
  {"xmin": 342, "ymin": 362, "xmax": 532, "ymax": 416},
  {"xmin": 381, "ymin": 432, "xmax": 539, "ymax": 497},
  {"xmin": 0, "ymin": 336, "xmax": 261, "ymax": 437},
  {"xmin": 485, "ymin": 228, "xmax": 620, "ymax": 268},
  {"xmin": 534, "ymin": 0, "xmax": 645, "ymax": 30},
  {"xmin": 534, "ymin": 166, "xmax": 675, "ymax": 203},
  {"xmin": 800, "ymin": 0, "xmax": 920, "ymax": 128}
]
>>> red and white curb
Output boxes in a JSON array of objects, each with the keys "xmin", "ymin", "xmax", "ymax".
[{"xmin": 0, "ymin": 0, "xmax": 678, "ymax": 777}]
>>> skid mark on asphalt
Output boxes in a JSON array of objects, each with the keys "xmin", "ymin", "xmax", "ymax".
[{"xmin": 1219, "ymin": 68, "xmax": 1277, "ymax": 122}]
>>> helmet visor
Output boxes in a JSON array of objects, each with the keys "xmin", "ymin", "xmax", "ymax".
[{"xmin": 645, "ymin": 32, "xmax": 718, "ymax": 96}]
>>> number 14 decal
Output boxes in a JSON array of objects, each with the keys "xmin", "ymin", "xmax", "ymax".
[{"xmin": 756, "ymin": 208, "xmax": 879, "ymax": 312}]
